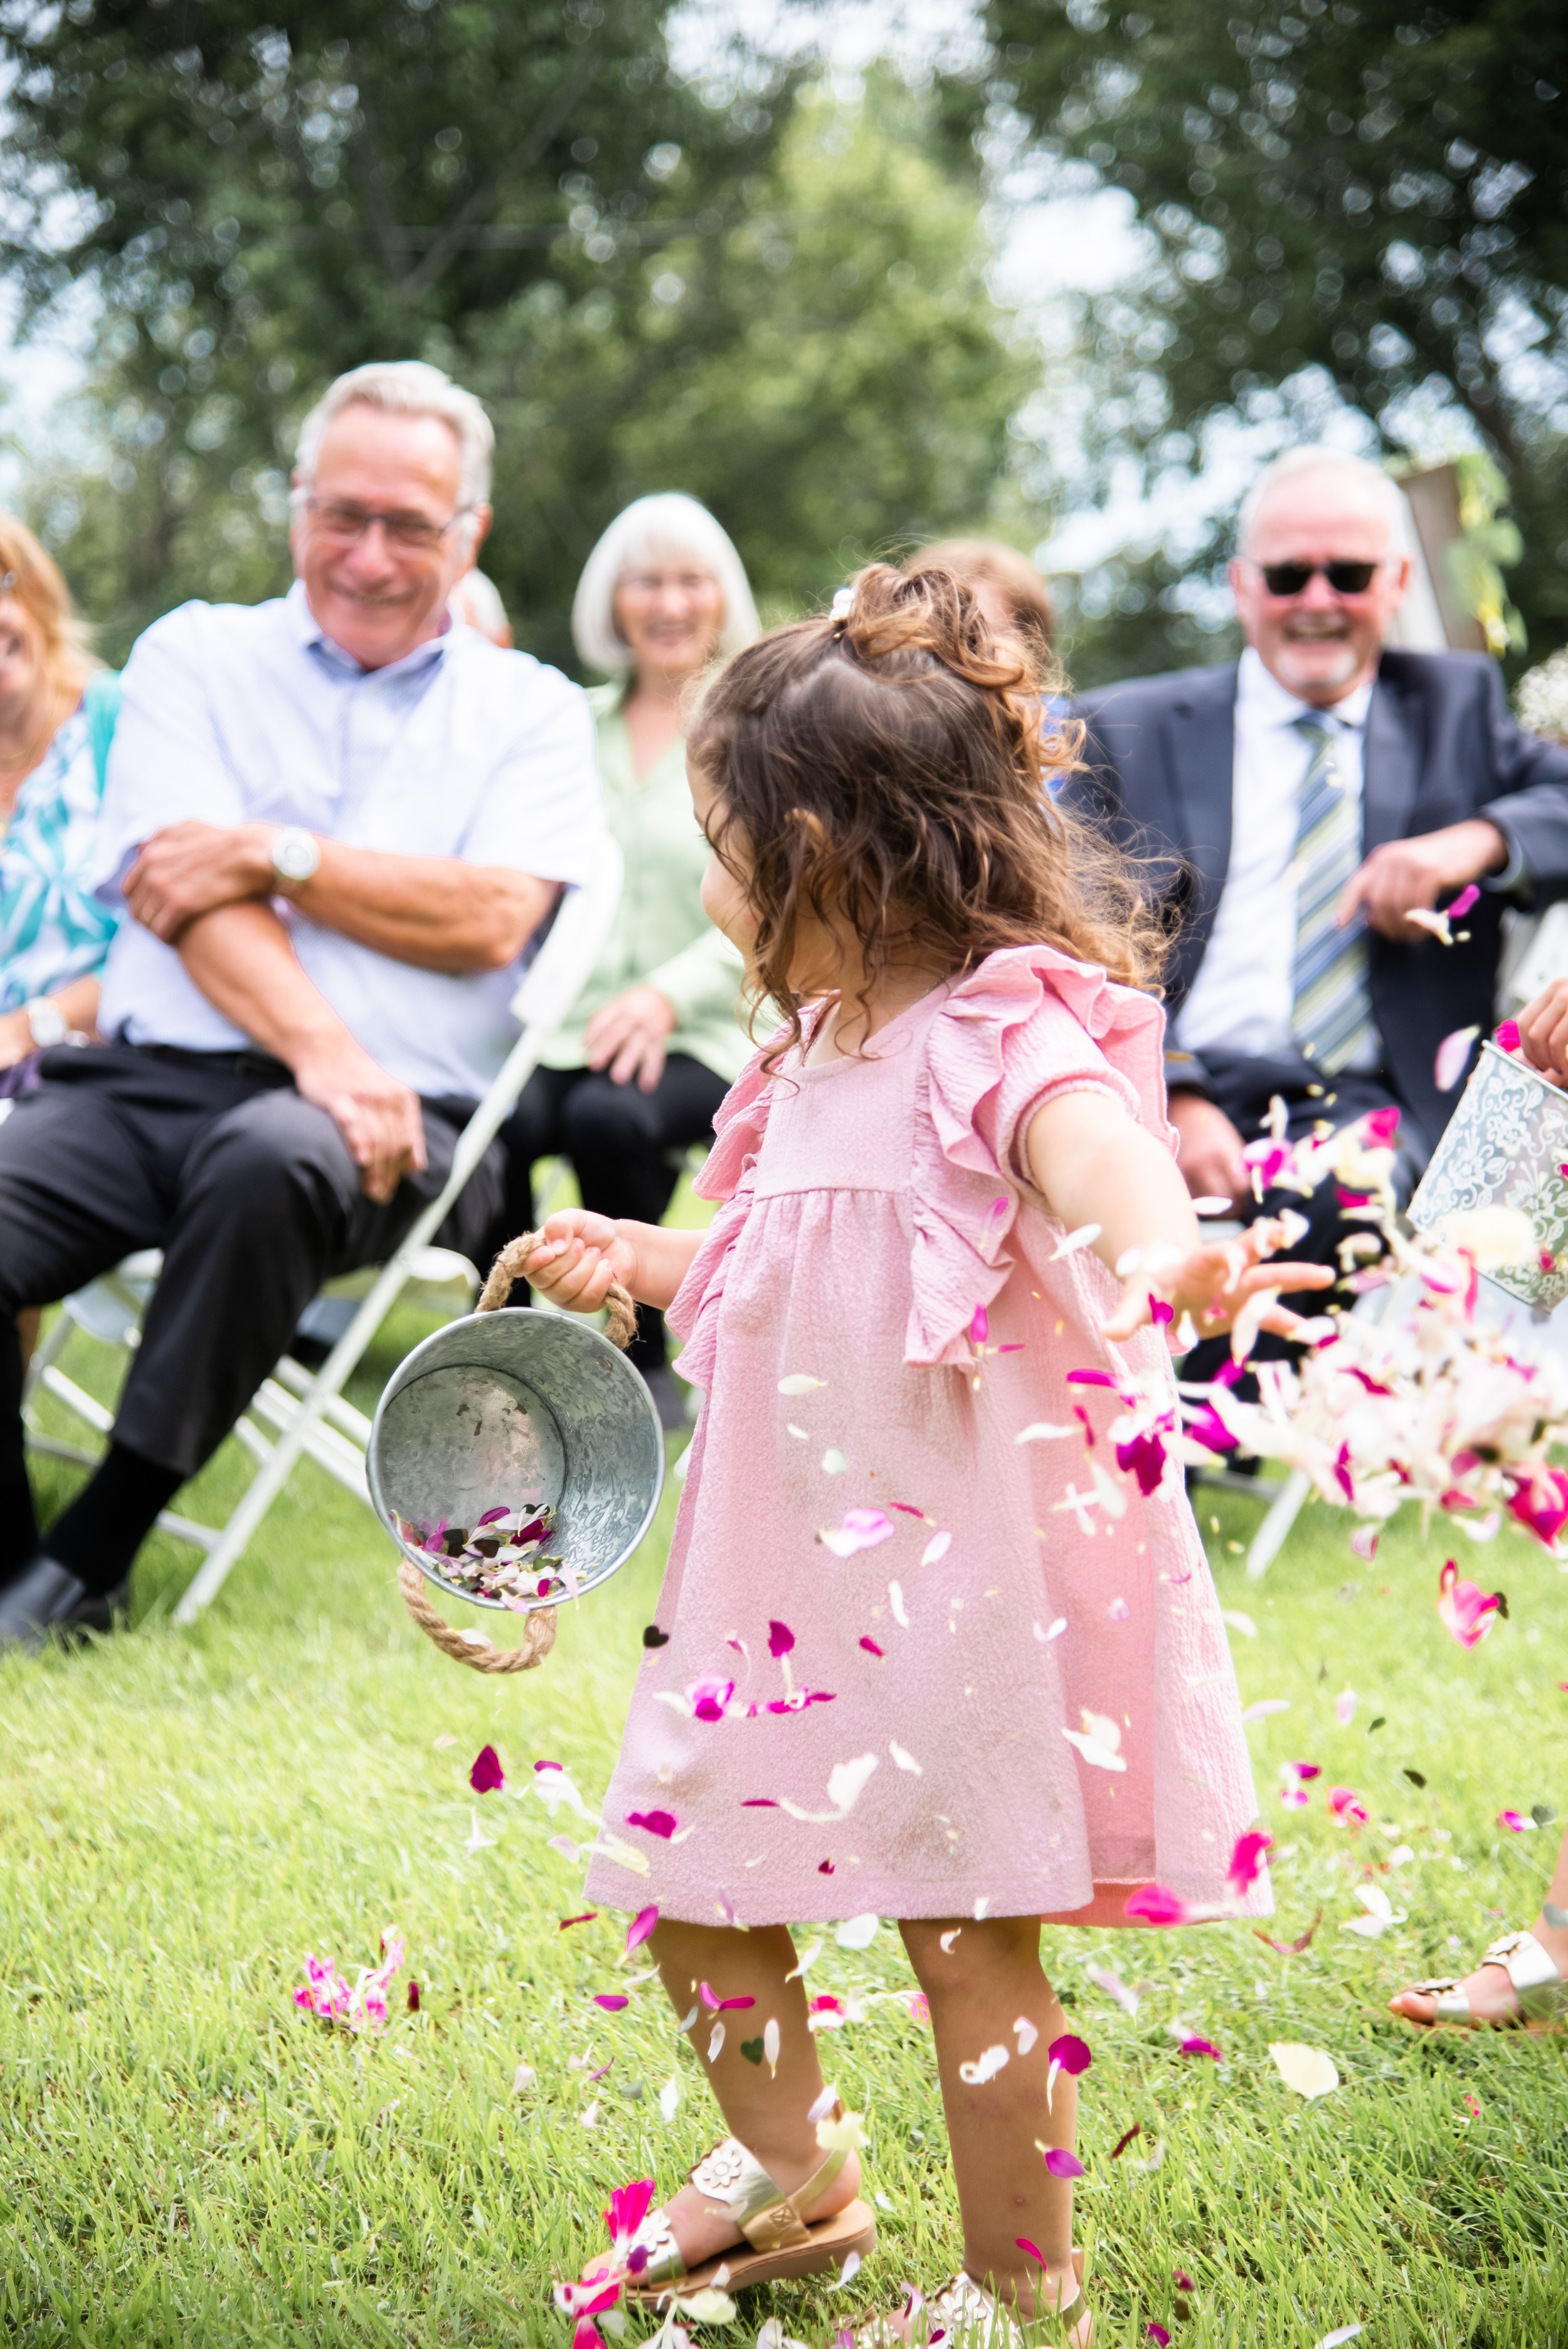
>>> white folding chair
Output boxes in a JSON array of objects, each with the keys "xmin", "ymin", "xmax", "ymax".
[{"xmin": 21, "ymin": 841, "xmax": 625, "ymax": 1624}]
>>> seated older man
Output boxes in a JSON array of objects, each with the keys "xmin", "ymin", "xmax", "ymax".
[
  {"xmin": 0, "ymin": 360, "xmax": 602, "ymax": 1650},
  {"xmin": 1069, "ymin": 445, "xmax": 1568, "ymax": 1325}
]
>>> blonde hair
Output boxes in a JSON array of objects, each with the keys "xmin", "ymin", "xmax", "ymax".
[
  {"xmin": 571, "ymin": 493, "xmax": 760, "ymax": 674},
  {"xmin": 0, "ymin": 513, "xmax": 96, "ymax": 702}
]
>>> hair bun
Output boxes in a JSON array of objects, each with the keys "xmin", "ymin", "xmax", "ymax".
[{"xmin": 834, "ymin": 561, "xmax": 1022, "ymax": 692}]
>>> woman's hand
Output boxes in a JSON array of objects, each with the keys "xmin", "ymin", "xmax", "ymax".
[
  {"xmin": 0, "ymin": 1008, "xmax": 33, "ymax": 1069},
  {"xmin": 1102, "ymin": 1222, "xmax": 1335, "ymax": 1343},
  {"xmin": 583, "ymin": 984, "xmax": 677, "ymax": 1091},
  {"xmin": 1518, "ymin": 980, "xmax": 1568, "ymax": 1084}
]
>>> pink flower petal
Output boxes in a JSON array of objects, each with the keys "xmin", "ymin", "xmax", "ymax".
[
  {"xmin": 859, "ymin": 1636, "xmax": 884, "ymax": 1657},
  {"xmin": 817, "ymin": 1507, "xmax": 896, "ymax": 1559},
  {"xmin": 1436, "ymin": 1558, "xmax": 1504, "ymax": 1648},
  {"xmin": 1434, "ymin": 1025, "xmax": 1480, "ymax": 1093},
  {"xmin": 1446, "ymin": 884, "xmax": 1480, "ymax": 920},
  {"xmin": 1495, "ymin": 1019, "xmax": 1522, "ymax": 1053},
  {"xmin": 594, "ymin": 1994, "xmax": 629, "ymax": 2012},
  {"xmin": 625, "ymin": 1905, "xmax": 658, "ymax": 1955},
  {"xmin": 1499, "ymin": 1810, "xmax": 1534, "ymax": 1833},
  {"xmin": 1124, "ymin": 1882, "xmax": 1192, "ymax": 1927},
  {"xmin": 1179, "ymin": 2035, "xmax": 1221, "ymax": 2061},
  {"xmin": 1042, "ymin": 2146, "xmax": 1084, "ymax": 2178},
  {"xmin": 1047, "ymin": 2032, "xmax": 1092, "ymax": 2076},
  {"xmin": 768, "ymin": 1618, "xmax": 796, "ymax": 1657},
  {"xmin": 1226, "ymin": 1828, "xmax": 1273, "ymax": 1896},
  {"xmin": 469, "ymin": 1744, "xmax": 505, "ymax": 1794},
  {"xmin": 970, "ymin": 1303, "xmax": 989, "ymax": 1344},
  {"xmin": 625, "ymin": 1810, "xmax": 677, "ymax": 1838}
]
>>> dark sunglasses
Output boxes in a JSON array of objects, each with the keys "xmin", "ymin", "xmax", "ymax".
[{"xmin": 1258, "ymin": 559, "xmax": 1381, "ymax": 597}]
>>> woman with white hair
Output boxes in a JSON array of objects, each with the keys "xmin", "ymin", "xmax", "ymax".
[{"xmin": 494, "ymin": 493, "xmax": 759, "ymax": 1427}]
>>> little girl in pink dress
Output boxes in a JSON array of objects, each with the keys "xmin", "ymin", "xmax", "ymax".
[{"xmin": 529, "ymin": 566, "xmax": 1329, "ymax": 2346}]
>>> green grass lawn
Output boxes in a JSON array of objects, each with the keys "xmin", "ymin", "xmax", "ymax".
[{"xmin": 3, "ymin": 1295, "xmax": 1567, "ymax": 2346}]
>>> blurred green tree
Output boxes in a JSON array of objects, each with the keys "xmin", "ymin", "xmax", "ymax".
[
  {"xmin": 0, "ymin": 4, "xmax": 1030, "ymax": 665},
  {"xmin": 952, "ymin": 0, "xmax": 1568, "ymax": 677}
]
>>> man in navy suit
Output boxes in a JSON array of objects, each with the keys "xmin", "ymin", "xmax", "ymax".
[{"xmin": 1069, "ymin": 446, "xmax": 1568, "ymax": 1244}]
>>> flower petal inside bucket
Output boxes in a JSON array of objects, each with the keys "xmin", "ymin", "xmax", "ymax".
[{"xmin": 368, "ymin": 1308, "xmax": 665, "ymax": 1611}]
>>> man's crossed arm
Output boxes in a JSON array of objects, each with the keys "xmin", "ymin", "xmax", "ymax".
[{"xmin": 125, "ymin": 820, "xmax": 555, "ymax": 973}]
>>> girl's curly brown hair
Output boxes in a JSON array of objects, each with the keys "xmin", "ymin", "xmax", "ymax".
[{"xmin": 686, "ymin": 561, "xmax": 1169, "ymax": 1060}]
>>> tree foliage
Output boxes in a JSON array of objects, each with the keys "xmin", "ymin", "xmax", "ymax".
[
  {"xmin": 1, "ymin": 3, "xmax": 1029, "ymax": 664},
  {"xmin": 955, "ymin": 0, "xmax": 1568, "ymax": 676}
]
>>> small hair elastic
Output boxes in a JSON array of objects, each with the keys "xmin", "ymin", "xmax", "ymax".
[{"xmin": 829, "ymin": 584, "xmax": 856, "ymax": 630}]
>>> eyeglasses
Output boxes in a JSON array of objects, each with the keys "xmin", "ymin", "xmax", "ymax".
[
  {"xmin": 1257, "ymin": 559, "xmax": 1382, "ymax": 597},
  {"xmin": 300, "ymin": 496, "xmax": 473, "ymax": 554}
]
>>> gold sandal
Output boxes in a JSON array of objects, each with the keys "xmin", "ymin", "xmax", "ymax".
[
  {"xmin": 856, "ymin": 2259, "xmax": 1091, "ymax": 2349},
  {"xmin": 623, "ymin": 2104, "xmax": 876, "ymax": 2303}
]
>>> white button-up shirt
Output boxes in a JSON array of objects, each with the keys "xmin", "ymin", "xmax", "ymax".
[
  {"xmin": 95, "ymin": 583, "xmax": 603, "ymax": 1100},
  {"xmin": 1173, "ymin": 645, "xmax": 1378, "ymax": 1069}
]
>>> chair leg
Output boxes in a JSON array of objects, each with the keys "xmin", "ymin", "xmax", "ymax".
[{"xmin": 1246, "ymin": 1468, "xmax": 1312, "ymax": 1579}]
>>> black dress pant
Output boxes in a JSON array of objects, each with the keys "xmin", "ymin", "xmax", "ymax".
[
  {"xmin": 0, "ymin": 1042, "xmax": 503, "ymax": 1483},
  {"xmin": 490, "ymin": 1053, "xmax": 729, "ymax": 1371}
]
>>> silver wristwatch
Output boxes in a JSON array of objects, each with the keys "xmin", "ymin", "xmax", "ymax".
[
  {"xmin": 24, "ymin": 997, "xmax": 68, "ymax": 1048},
  {"xmin": 270, "ymin": 825, "xmax": 320, "ymax": 889}
]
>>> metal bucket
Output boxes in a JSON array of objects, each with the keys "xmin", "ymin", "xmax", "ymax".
[
  {"xmin": 1408, "ymin": 1039, "xmax": 1568, "ymax": 1310},
  {"xmin": 366, "ymin": 1308, "xmax": 665, "ymax": 1613}
]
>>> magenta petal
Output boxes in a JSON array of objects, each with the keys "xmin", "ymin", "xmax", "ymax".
[
  {"xmin": 1147, "ymin": 2327, "xmax": 1172, "ymax": 2347},
  {"xmin": 1066, "ymin": 1369, "xmax": 1118, "ymax": 1389},
  {"xmin": 1226, "ymin": 1828, "xmax": 1273, "ymax": 1895},
  {"xmin": 475, "ymin": 1505, "xmax": 510, "ymax": 1525},
  {"xmin": 1446, "ymin": 883, "xmax": 1480, "ymax": 918},
  {"xmin": 625, "ymin": 1809, "xmax": 677, "ymax": 1838},
  {"xmin": 469, "ymin": 1744, "xmax": 504, "ymax": 1794},
  {"xmin": 594, "ymin": 1993, "xmax": 629, "ymax": 2012},
  {"xmin": 1042, "ymin": 2146, "xmax": 1085, "ymax": 2178},
  {"xmin": 1179, "ymin": 2035, "xmax": 1221, "ymax": 2060},
  {"xmin": 767, "ymin": 1619, "xmax": 796, "ymax": 1658},
  {"xmin": 1115, "ymin": 1428, "xmax": 1167, "ymax": 1496},
  {"xmin": 1495, "ymin": 1019, "xmax": 1522, "ymax": 1052},
  {"xmin": 625, "ymin": 1904, "xmax": 659, "ymax": 1955},
  {"xmin": 860, "ymin": 1636, "xmax": 884, "ymax": 1657},
  {"xmin": 605, "ymin": 2178, "xmax": 657, "ymax": 2245},
  {"xmin": 1046, "ymin": 2032, "xmax": 1092, "ymax": 2076},
  {"xmin": 1015, "ymin": 2237, "xmax": 1044, "ymax": 2263},
  {"xmin": 970, "ymin": 1302, "xmax": 989, "ymax": 1344},
  {"xmin": 1124, "ymin": 1882, "xmax": 1191, "ymax": 1927}
]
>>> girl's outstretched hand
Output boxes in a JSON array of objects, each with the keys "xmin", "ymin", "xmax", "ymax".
[
  {"xmin": 522, "ymin": 1209, "xmax": 638, "ymax": 1315},
  {"xmin": 1101, "ymin": 1222, "xmax": 1335, "ymax": 1344}
]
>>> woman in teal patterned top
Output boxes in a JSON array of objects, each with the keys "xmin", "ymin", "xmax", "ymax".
[
  {"xmin": 492, "ymin": 494, "xmax": 760, "ymax": 1426},
  {"xmin": 0, "ymin": 519, "xmax": 119, "ymax": 1089}
]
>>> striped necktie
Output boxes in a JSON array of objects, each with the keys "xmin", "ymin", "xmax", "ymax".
[{"xmin": 1290, "ymin": 711, "xmax": 1376, "ymax": 1074}]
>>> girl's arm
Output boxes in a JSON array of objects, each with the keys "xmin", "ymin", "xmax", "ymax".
[
  {"xmin": 522, "ymin": 1209, "xmax": 703, "ymax": 1315},
  {"xmin": 1024, "ymin": 1088, "xmax": 1333, "ymax": 1341}
]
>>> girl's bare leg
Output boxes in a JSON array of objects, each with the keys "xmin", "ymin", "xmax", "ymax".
[
  {"xmin": 901, "ymin": 1916, "xmax": 1085, "ymax": 2329},
  {"xmin": 1391, "ymin": 1821, "xmax": 1568, "ymax": 2023},
  {"xmin": 585, "ymin": 1919, "xmax": 861, "ymax": 2279}
]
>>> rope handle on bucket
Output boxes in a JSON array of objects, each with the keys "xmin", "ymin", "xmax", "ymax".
[{"xmin": 398, "ymin": 1228, "xmax": 640, "ymax": 1673}]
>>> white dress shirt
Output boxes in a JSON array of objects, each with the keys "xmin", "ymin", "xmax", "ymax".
[
  {"xmin": 95, "ymin": 583, "xmax": 603, "ymax": 1100},
  {"xmin": 1173, "ymin": 647, "xmax": 1379, "ymax": 1069}
]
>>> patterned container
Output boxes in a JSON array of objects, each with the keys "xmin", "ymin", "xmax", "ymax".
[
  {"xmin": 1408, "ymin": 1040, "xmax": 1568, "ymax": 1310},
  {"xmin": 366, "ymin": 1307, "xmax": 665, "ymax": 1613}
]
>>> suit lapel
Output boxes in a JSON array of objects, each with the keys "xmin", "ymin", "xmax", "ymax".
[
  {"xmin": 1167, "ymin": 665, "xmax": 1237, "ymax": 999},
  {"xmin": 1361, "ymin": 667, "xmax": 1419, "ymax": 852}
]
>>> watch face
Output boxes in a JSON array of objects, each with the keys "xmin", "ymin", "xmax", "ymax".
[{"xmin": 273, "ymin": 829, "xmax": 319, "ymax": 883}]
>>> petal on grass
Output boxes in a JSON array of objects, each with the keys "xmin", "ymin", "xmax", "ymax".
[
  {"xmin": 1269, "ymin": 2042, "xmax": 1340, "ymax": 2099},
  {"xmin": 469, "ymin": 1744, "xmax": 505, "ymax": 1795}
]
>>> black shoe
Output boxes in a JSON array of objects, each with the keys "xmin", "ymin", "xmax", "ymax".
[
  {"xmin": 0, "ymin": 1556, "xmax": 129, "ymax": 1655},
  {"xmin": 640, "ymin": 1365, "xmax": 688, "ymax": 1434}
]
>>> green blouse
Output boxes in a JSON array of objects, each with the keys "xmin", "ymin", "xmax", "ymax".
[{"xmin": 539, "ymin": 682, "xmax": 752, "ymax": 1082}]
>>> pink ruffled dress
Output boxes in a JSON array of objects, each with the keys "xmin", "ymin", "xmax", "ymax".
[{"xmin": 585, "ymin": 945, "xmax": 1268, "ymax": 1927}]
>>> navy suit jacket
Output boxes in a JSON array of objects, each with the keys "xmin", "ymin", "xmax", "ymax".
[{"xmin": 1068, "ymin": 650, "xmax": 1568, "ymax": 1155}]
